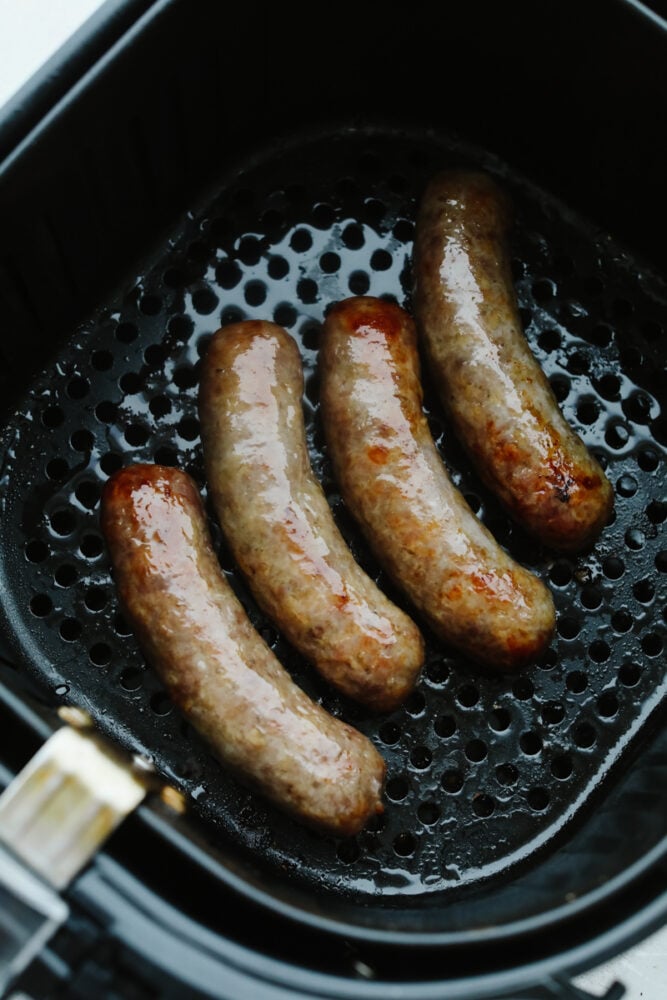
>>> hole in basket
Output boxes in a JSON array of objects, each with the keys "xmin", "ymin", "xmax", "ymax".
[
  {"xmin": 119, "ymin": 372, "xmax": 142, "ymax": 396},
  {"xmin": 370, "ymin": 249, "xmax": 392, "ymax": 271},
  {"xmin": 589, "ymin": 640, "xmax": 610, "ymax": 663},
  {"xmin": 633, "ymin": 578, "xmax": 654, "ymax": 604},
  {"xmin": 244, "ymin": 281, "xmax": 266, "ymax": 307},
  {"xmin": 192, "ymin": 288, "xmax": 219, "ymax": 315},
  {"xmin": 457, "ymin": 683, "xmax": 479, "ymax": 708},
  {"xmin": 624, "ymin": 528, "xmax": 645, "ymax": 551},
  {"xmin": 528, "ymin": 788, "xmax": 549, "ymax": 811},
  {"xmin": 59, "ymin": 618, "xmax": 81, "ymax": 641},
  {"xmin": 96, "ymin": 401, "xmax": 118, "ymax": 424},
  {"xmin": 598, "ymin": 692, "xmax": 619, "ymax": 718},
  {"xmin": 320, "ymin": 252, "xmax": 341, "ymax": 274},
  {"xmin": 25, "ymin": 539, "xmax": 49, "ymax": 563},
  {"xmin": 602, "ymin": 556, "xmax": 625, "ymax": 580},
  {"xmin": 576, "ymin": 399, "xmax": 598, "ymax": 424},
  {"xmin": 489, "ymin": 708, "xmax": 511, "ymax": 731},
  {"xmin": 216, "ymin": 259, "xmax": 243, "ymax": 289},
  {"xmin": 550, "ymin": 561, "xmax": 572, "ymax": 587},
  {"xmin": 75, "ymin": 481, "xmax": 100, "ymax": 510},
  {"xmin": 642, "ymin": 632, "xmax": 663, "ymax": 656},
  {"xmin": 84, "ymin": 587, "xmax": 107, "ymax": 612},
  {"xmin": 410, "ymin": 746, "xmax": 432, "ymax": 770},
  {"xmin": 46, "ymin": 458, "xmax": 69, "ymax": 481},
  {"xmin": 349, "ymin": 271, "xmax": 370, "ymax": 295},
  {"xmin": 173, "ymin": 366, "xmax": 197, "ymax": 390},
  {"xmin": 67, "ymin": 376, "xmax": 89, "ymax": 400},
  {"xmin": 551, "ymin": 755, "xmax": 573, "ymax": 780},
  {"xmin": 89, "ymin": 643, "xmax": 111, "ymax": 666},
  {"xmin": 472, "ymin": 794, "xmax": 495, "ymax": 818},
  {"xmin": 417, "ymin": 802, "xmax": 440, "ymax": 825},
  {"xmin": 512, "ymin": 677, "xmax": 534, "ymax": 700},
  {"xmin": 178, "ymin": 417, "xmax": 200, "ymax": 442},
  {"xmin": 434, "ymin": 714, "xmax": 456, "ymax": 738},
  {"xmin": 574, "ymin": 722, "xmax": 596, "ymax": 748},
  {"xmin": 42, "ymin": 406, "xmax": 64, "ymax": 429},
  {"xmin": 71, "ymin": 429, "xmax": 95, "ymax": 453},
  {"xmin": 442, "ymin": 770, "xmax": 464, "ymax": 794},
  {"xmin": 30, "ymin": 594, "xmax": 52, "ymax": 617},
  {"xmin": 404, "ymin": 690, "xmax": 426, "ymax": 716},
  {"xmin": 116, "ymin": 322, "xmax": 137, "ymax": 343},
  {"xmin": 567, "ymin": 351, "xmax": 589, "ymax": 376},
  {"xmin": 337, "ymin": 840, "xmax": 360, "ymax": 864},
  {"xmin": 55, "ymin": 564, "xmax": 77, "ymax": 588},
  {"xmin": 637, "ymin": 448, "xmax": 660, "ymax": 473},
  {"xmin": 549, "ymin": 376, "xmax": 570, "ymax": 403},
  {"xmin": 611, "ymin": 609, "xmax": 633, "ymax": 633},
  {"xmin": 154, "ymin": 446, "xmax": 178, "ymax": 466},
  {"xmin": 646, "ymin": 500, "xmax": 665, "ymax": 524},
  {"xmin": 92, "ymin": 350, "xmax": 113, "ymax": 371},
  {"xmin": 520, "ymin": 732, "xmax": 542, "ymax": 756},
  {"xmin": 566, "ymin": 671, "xmax": 587, "ymax": 694},
  {"xmin": 379, "ymin": 722, "xmax": 400, "ymax": 745},
  {"xmin": 616, "ymin": 474, "xmax": 637, "ymax": 498},
  {"xmin": 541, "ymin": 702, "xmax": 565, "ymax": 725},
  {"xmin": 139, "ymin": 295, "xmax": 161, "ymax": 316},
  {"xmin": 342, "ymin": 223, "xmax": 365, "ymax": 249},
  {"xmin": 557, "ymin": 616, "xmax": 580, "ymax": 640},
  {"xmin": 50, "ymin": 509, "xmax": 75, "ymax": 536},
  {"xmin": 580, "ymin": 585, "xmax": 602, "ymax": 610},
  {"xmin": 120, "ymin": 667, "xmax": 143, "ymax": 691},
  {"xmin": 605, "ymin": 422, "xmax": 630, "ymax": 450},
  {"xmin": 496, "ymin": 763, "xmax": 518, "ymax": 786},
  {"xmin": 114, "ymin": 614, "xmax": 132, "ymax": 636},
  {"xmin": 538, "ymin": 329, "xmax": 560, "ymax": 353},
  {"xmin": 100, "ymin": 453, "xmax": 123, "ymax": 477},
  {"xmin": 385, "ymin": 776, "xmax": 409, "ymax": 802},
  {"xmin": 150, "ymin": 692, "xmax": 173, "ymax": 716},
  {"xmin": 80, "ymin": 533, "xmax": 103, "ymax": 558},
  {"xmin": 394, "ymin": 833, "xmax": 416, "ymax": 857},
  {"xmin": 297, "ymin": 278, "xmax": 318, "ymax": 304},
  {"xmin": 619, "ymin": 662, "xmax": 641, "ymax": 687},
  {"xmin": 274, "ymin": 304, "xmax": 297, "ymax": 328},
  {"xmin": 594, "ymin": 373, "xmax": 621, "ymax": 400},
  {"xmin": 290, "ymin": 228, "xmax": 312, "ymax": 253},
  {"xmin": 465, "ymin": 740, "xmax": 487, "ymax": 762},
  {"xmin": 267, "ymin": 255, "xmax": 289, "ymax": 280}
]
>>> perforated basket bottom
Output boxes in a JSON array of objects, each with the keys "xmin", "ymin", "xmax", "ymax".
[{"xmin": 1, "ymin": 127, "xmax": 665, "ymax": 903}]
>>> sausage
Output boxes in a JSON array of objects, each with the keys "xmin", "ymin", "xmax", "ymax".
[
  {"xmin": 101, "ymin": 464, "xmax": 386, "ymax": 836},
  {"xmin": 319, "ymin": 297, "xmax": 556, "ymax": 671},
  {"xmin": 413, "ymin": 170, "xmax": 614, "ymax": 552},
  {"xmin": 198, "ymin": 321, "xmax": 424, "ymax": 712}
]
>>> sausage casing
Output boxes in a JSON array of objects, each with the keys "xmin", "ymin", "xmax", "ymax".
[
  {"xmin": 198, "ymin": 321, "xmax": 424, "ymax": 712},
  {"xmin": 101, "ymin": 464, "xmax": 385, "ymax": 836},
  {"xmin": 319, "ymin": 297, "xmax": 556, "ymax": 672},
  {"xmin": 413, "ymin": 170, "xmax": 614, "ymax": 552}
]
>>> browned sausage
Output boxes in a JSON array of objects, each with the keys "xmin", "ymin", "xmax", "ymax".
[
  {"xmin": 101, "ymin": 464, "xmax": 385, "ymax": 836},
  {"xmin": 198, "ymin": 321, "xmax": 424, "ymax": 712},
  {"xmin": 319, "ymin": 297, "xmax": 556, "ymax": 671},
  {"xmin": 413, "ymin": 170, "xmax": 614, "ymax": 552}
]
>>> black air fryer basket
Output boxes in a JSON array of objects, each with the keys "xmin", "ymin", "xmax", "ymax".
[{"xmin": 0, "ymin": 1, "xmax": 665, "ymax": 997}]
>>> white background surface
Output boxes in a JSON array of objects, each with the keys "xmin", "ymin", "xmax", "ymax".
[
  {"xmin": 0, "ymin": 0, "xmax": 102, "ymax": 111},
  {"xmin": 0, "ymin": 2, "xmax": 665, "ymax": 998}
]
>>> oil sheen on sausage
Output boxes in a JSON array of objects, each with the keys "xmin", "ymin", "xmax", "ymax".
[
  {"xmin": 101, "ymin": 464, "xmax": 386, "ymax": 836},
  {"xmin": 319, "ymin": 297, "xmax": 556, "ymax": 672},
  {"xmin": 198, "ymin": 321, "xmax": 424, "ymax": 712},
  {"xmin": 413, "ymin": 170, "xmax": 614, "ymax": 552}
]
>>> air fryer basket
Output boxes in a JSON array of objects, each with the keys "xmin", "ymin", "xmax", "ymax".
[{"xmin": 0, "ymin": 123, "xmax": 665, "ymax": 944}]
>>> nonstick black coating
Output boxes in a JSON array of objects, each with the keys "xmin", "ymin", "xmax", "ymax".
[{"xmin": 0, "ymin": 126, "xmax": 665, "ymax": 924}]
